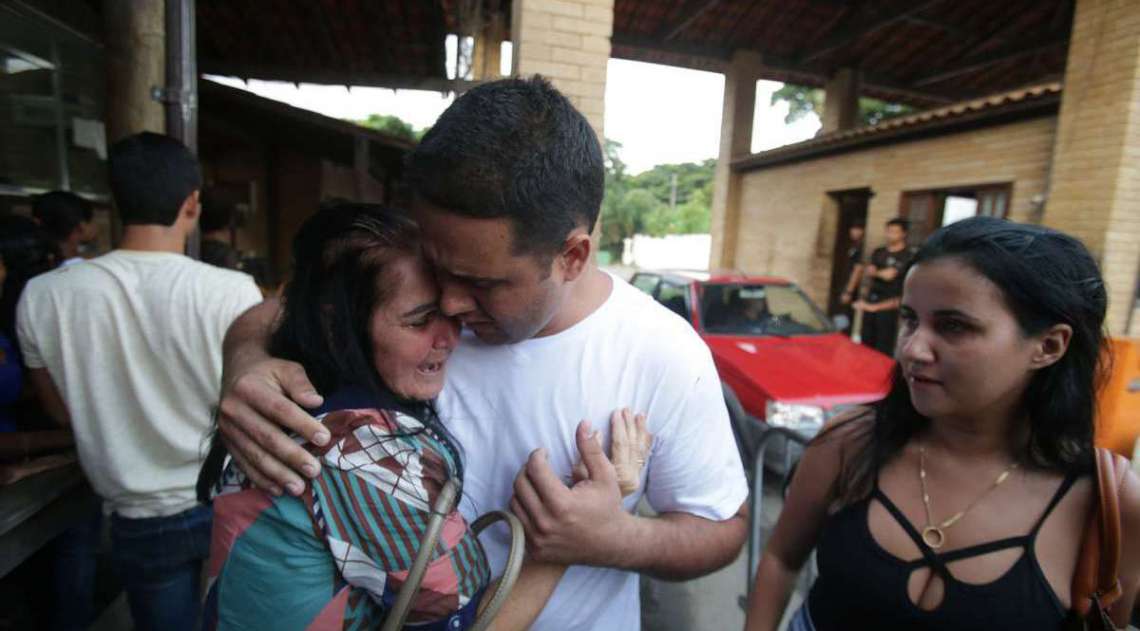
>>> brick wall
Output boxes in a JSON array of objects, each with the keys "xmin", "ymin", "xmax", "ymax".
[
  {"xmin": 727, "ymin": 116, "xmax": 1057, "ymax": 307},
  {"xmin": 511, "ymin": 0, "xmax": 613, "ymax": 136},
  {"xmin": 1043, "ymin": 0, "xmax": 1140, "ymax": 335}
]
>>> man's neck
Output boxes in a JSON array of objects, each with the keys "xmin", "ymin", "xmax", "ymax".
[
  {"xmin": 886, "ymin": 241, "xmax": 907, "ymax": 253},
  {"xmin": 535, "ymin": 266, "xmax": 612, "ymax": 338},
  {"xmin": 118, "ymin": 225, "xmax": 187, "ymax": 254}
]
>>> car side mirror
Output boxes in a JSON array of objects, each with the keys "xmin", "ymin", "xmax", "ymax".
[{"xmin": 831, "ymin": 314, "xmax": 850, "ymax": 332}]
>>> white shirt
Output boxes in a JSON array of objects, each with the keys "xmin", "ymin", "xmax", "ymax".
[
  {"xmin": 17, "ymin": 250, "xmax": 262, "ymax": 518},
  {"xmin": 440, "ymin": 271, "xmax": 747, "ymax": 631}
]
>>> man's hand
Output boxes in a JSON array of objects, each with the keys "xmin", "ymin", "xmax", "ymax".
[
  {"xmin": 510, "ymin": 420, "xmax": 633, "ymax": 567},
  {"xmin": 218, "ymin": 358, "xmax": 327, "ymax": 496}
]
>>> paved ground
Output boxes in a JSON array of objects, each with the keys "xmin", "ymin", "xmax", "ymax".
[{"xmin": 639, "ymin": 478, "xmax": 813, "ymax": 631}]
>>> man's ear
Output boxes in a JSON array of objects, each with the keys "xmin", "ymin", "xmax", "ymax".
[
  {"xmin": 180, "ymin": 190, "xmax": 201, "ymax": 222},
  {"xmin": 1030, "ymin": 323, "xmax": 1073, "ymax": 370},
  {"xmin": 557, "ymin": 232, "xmax": 593, "ymax": 282}
]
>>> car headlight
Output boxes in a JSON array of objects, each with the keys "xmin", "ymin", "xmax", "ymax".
[{"xmin": 765, "ymin": 401, "xmax": 825, "ymax": 433}]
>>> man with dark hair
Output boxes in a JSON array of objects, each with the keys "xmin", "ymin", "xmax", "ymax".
[
  {"xmin": 198, "ymin": 189, "xmax": 240, "ymax": 269},
  {"xmin": 854, "ymin": 217, "xmax": 916, "ymax": 354},
  {"xmin": 16, "ymin": 132, "xmax": 262, "ymax": 631},
  {"xmin": 32, "ymin": 190, "xmax": 95, "ymax": 265},
  {"xmin": 217, "ymin": 77, "xmax": 748, "ymax": 629}
]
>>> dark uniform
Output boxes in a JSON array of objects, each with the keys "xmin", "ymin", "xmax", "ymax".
[{"xmin": 861, "ymin": 244, "xmax": 916, "ymax": 355}]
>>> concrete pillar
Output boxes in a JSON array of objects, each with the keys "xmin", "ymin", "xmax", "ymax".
[
  {"xmin": 709, "ymin": 50, "xmax": 763, "ymax": 270},
  {"xmin": 511, "ymin": 0, "xmax": 613, "ymax": 137},
  {"xmin": 821, "ymin": 67, "xmax": 861, "ymax": 133},
  {"xmin": 103, "ymin": 0, "xmax": 165, "ymax": 142},
  {"xmin": 473, "ymin": 12, "xmax": 506, "ymax": 80},
  {"xmin": 1043, "ymin": 0, "xmax": 1140, "ymax": 335}
]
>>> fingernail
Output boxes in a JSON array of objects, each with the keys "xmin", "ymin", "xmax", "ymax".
[
  {"xmin": 538, "ymin": 448, "xmax": 548, "ymax": 460},
  {"xmin": 313, "ymin": 431, "xmax": 330, "ymax": 446},
  {"xmin": 302, "ymin": 463, "xmax": 319, "ymax": 478},
  {"xmin": 286, "ymin": 481, "xmax": 304, "ymax": 496}
]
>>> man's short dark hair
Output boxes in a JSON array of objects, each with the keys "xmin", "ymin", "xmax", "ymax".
[
  {"xmin": 108, "ymin": 132, "xmax": 201, "ymax": 227},
  {"xmin": 32, "ymin": 191, "xmax": 92, "ymax": 240},
  {"xmin": 887, "ymin": 217, "xmax": 910, "ymax": 232},
  {"xmin": 404, "ymin": 76, "xmax": 604, "ymax": 257},
  {"xmin": 199, "ymin": 189, "xmax": 235, "ymax": 233}
]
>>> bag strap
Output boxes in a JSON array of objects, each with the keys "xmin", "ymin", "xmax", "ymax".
[{"xmin": 1071, "ymin": 447, "xmax": 1128, "ymax": 616}]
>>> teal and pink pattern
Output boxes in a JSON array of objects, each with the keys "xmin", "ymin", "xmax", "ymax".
[{"xmin": 203, "ymin": 394, "xmax": 490, "ymax": 630}]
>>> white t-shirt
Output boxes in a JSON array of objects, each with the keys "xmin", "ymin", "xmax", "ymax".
[
  {"xmin": 17, "ymin": 250, "xmax": 262, "ymax": 518},
  {"xmin": 439, "ymin": 271, "xmax": 747, "ymax": 631}
]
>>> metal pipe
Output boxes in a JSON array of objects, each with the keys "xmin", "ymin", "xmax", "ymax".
[
  {"xmin": 163, "ymin": 0, "xmax": 199, "ymax": 257},
  {"xmin": 50, "ymin": 40, "xmax": 69, "ymax": 191}
]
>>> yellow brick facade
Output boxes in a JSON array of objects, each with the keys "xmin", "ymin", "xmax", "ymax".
[
  {"xmin": 511, "ymin": 0, "xmax": 613, "ymax": 136},
  {"xmin": 1043, "ymin": 0, "xmax": 1140, "ymax": 335},
  {"xmin": 727, "ymin": 116, "xmax": 1058, "ymax": 308}
]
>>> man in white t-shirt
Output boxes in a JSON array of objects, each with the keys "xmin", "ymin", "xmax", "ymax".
[
  {"xmin": 216, "ymin": 77, "xmax": 748, "ymax": 629},
  {"xmin": 17, "ymin": 133, "xmax": 262, "ymax": 631}
]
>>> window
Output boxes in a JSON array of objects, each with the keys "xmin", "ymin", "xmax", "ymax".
[
  {"xmin": 700, "ymin": 283, "xmax": 830, "ymax": 336},
  {"xmin": 1, "ymin": 7, "xmax": 107, "ymax": 198},
  {"xmin": 655, "ymin": 282, "xmax": 690, "ymax": 322},
  {"xmin": 631, "ymin": 274, "xmax": 660, "ymax": 296},
  {"xmin": 899, "ymin": 184, "xmax": 1011, "ymax": 245}
]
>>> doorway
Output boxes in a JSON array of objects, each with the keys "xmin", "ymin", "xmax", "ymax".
[{"xmin": 826, "ymin": 188, "xmax": 871, "ymax": 317}]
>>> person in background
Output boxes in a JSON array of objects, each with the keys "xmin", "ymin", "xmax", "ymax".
[
  {"xmin": 199, "ymin": 190, "xmax": 241, "ymax": 270},
  {"xmin": 16, "ymin": 132, "xmax": 263, "ymax": 631},
  {"xmin": 854, "ymin": 218, "xmax": 916, "ymax": 355},
  {"xmin": 745, "ymin": 217, "xmax": 1140, "ymax": 631},
  {"xmin": 32, "ymin": 191, "xmax": 95, "ymax": 267},
  {"xmin": 836, "ymin": 223, "xmax": 865, "ymax": 332}
]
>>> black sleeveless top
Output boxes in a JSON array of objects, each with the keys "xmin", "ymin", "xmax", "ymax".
[{"xmin": 807, "ymin": 473, "xmax": 1078, "ymax": 630}]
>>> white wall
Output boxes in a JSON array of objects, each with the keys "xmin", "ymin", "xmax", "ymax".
[{"xmin": 622, "ymin": 233, "xmax": 712, "ymax": 270}]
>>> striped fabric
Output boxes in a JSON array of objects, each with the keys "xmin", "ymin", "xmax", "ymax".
[{"xmin": 203, "ymin": 397, "xmax": 490, "ymax": 631}]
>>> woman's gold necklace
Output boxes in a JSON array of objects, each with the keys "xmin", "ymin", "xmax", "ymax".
[{"xmin": 917, "ymin": 444, "xmax": 1019, "ymax": 549}]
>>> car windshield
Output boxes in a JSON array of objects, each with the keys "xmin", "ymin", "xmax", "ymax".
[{"xmin": 700, "ymin": 283, "xmax": 831, "ymax": 336}]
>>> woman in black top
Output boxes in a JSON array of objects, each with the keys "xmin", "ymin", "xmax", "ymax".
[{"xmin": 745, "ymin": 217, "xmax": 1140, "ymax": 631}]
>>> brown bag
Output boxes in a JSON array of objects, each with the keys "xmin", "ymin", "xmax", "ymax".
[{"xmin": 1069, "ymin": 447, "xmax": 1129, "ymax": 630}]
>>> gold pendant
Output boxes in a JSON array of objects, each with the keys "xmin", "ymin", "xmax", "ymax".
[{"xmin": 922, "ymin": 526, "xmax": 945, "ymax": 549}]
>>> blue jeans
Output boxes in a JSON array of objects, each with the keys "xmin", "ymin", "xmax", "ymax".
[
  {"xmin": 111, "ymin": 505, "xmax": 211, "ymax": 631},
  {"xmin": 51, "ymin": 509, "xmax": 103, "ymax": 630}
]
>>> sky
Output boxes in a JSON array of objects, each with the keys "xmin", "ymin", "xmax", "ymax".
[{"xmin": 206, "ymin": 57, "xmax": 820, "ymax": 175}]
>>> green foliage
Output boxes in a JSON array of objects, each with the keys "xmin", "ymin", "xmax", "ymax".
[
  {"xmin": 771, "ymin": 84, "xmax": 914, "ymax": 128},
  {"xmin": 597, "ymin": 138, "xmax": 715, "ymax": 259},
  {"xmin": 355, "ymin": 114, "xmax": 427, "ymax": 142}
]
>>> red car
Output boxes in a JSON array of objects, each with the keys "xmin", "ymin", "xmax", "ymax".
[{"xmin": 629, "ymin": 270, "xmax": 895, "ymax": 469}]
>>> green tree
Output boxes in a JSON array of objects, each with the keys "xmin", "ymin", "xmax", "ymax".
[
  {"xmin": 356, "ymin": 114, "xmax": 426, "ymax": 142},
  {"xmin": 771, "ymin": 84, "xmax": 914, "ymax": 128}
]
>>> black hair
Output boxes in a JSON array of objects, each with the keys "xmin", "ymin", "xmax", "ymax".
[
  {"xmin": 831, "ymin": 216, "xmax": 1106, "ymax": 505},
  {"xmin": 32, "ymin": 191, "xmax": 93, "ymax": 240},
  {"xmin": 405, "ymin": 76, "xmax": 604, "ymax": 258},
  {"xmin": 0, "ymin": 215, "xmax": 59, "ymax": 342},
  {"xmin": 199, "ymin": 189, "xmax": 235, "ymax": 234},
  {"xmin": 197, "ymin": 203, "xmax": 464, "ymax": 501},
  {"xmin": 108, "ymin": 132, "xmax": 201, "ymax": 227},
  {"xmin": 886, "ymin": 217, "xmax": 909, "ymax": 232}
]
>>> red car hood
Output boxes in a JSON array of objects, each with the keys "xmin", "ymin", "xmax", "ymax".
[{"xmin": 704, "ymin": 332, "xmax": 894, "ymax": 408}]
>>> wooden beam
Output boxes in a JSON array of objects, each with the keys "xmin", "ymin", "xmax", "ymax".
[
  {"xmin": 199, "ymin": 60, "xmax": 481, "ymax": 93},
  {"xmin": 609, "ymin": 34, "xmax": 954, "ymax": 106},
  {"xmin": 912, "ymin": 38, "xmax": 1068, "ymax": 87},
  {"xmin": 800, "ymin": 0, "xmax": 947, "ymax": 64},
  {"xmin": 657, "ymin": 0, "xmax": 724, "ymax": 41}
]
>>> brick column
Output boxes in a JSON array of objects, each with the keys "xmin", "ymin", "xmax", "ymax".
[
  {"xmin": 821, "ymin": 68, "xmax": 861, "ymax": 133},
  {"xmin": 1043, "ymin": 0, "xmax": 1140, "ymax": 335},
  {"xmin": 709, "ymin": 50, "xmax": 763, "ymax": 270},
  {"xmin": 510, "ymin": 0, "xmax": 613, "ymax": 137}
]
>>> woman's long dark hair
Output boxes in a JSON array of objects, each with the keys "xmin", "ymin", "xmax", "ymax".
[
  {"xmin": 198, "ymin": 203, "xmax": 462, "ymax": 501},
  {"xmin": 832, "ymin": 216, "xmax": 1108, "ymax": 505}
]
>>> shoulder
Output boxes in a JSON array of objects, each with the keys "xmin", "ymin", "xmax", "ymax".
[{"xmin": 607, "ymin": 279, "xmax": 711, "ymax": 364}]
